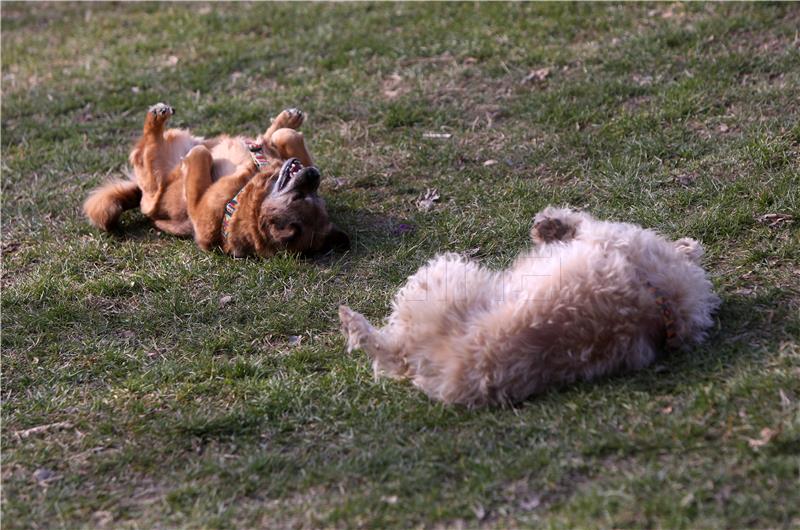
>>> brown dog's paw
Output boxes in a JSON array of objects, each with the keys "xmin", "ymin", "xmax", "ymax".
[
  {"xmin": 149, "ymin": 102, "xmax": 174, "ymax": 117},
  {"xmin": 531, "ymin": 216, "xmax": 576, "ymax": 244},
  {"xmin": 145, "ymin": 103, "xmax": 175, "ymax": 129},
  {"xmin": 274, "ymin": 107, "xmax": 304, "ymax": 129}
]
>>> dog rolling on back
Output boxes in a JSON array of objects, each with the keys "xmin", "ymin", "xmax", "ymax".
[
  {"xmin": 340, "ymin": 207, "xmax": 719, "ymax": 407},
  {"xmin": 84, "ymin": 103, "xmax": 348, "ymax": 258}
]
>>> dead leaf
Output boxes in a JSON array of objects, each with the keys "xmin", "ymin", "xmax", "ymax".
[
  {"xmin": 382, "ymin": 73, "xmax": 405, "ymax": 99},
  {"xmin": 661, "ymin": 405, "xmax": 673, "ymax": 415},
  {"xmin": 92, "ymin": 511, "xmax": 114, "ymax": 528},
  {"xmin": 747, "ymin": 427, "xmax": 780, "ymax": 449},
  {"xmin": 523, "ymin": 67, "xmax": 551, "ymax": 83},
  {"xmin": 483, "ymin": 159, "xmax": 498, "ymax": 167},
  {"xmin": 165, "ymin": 55, "xmax": 179, "ymax": 66},
  {"xmin": 632, "ymin": 73, "xmax": 654, "ymax": 86},
  {"xmin": 472, "ymin": 504, "xmax": 488, "ymax": 521},
  {"xmin": 779, "ymin": 389, "xmax": 791, "ymax": 409},
  {"xmin": 330, "ymin": 177, "xmax": 348, "ymax": 189},
  {"xmin": 15, "ymin": 421, "xmax": 74, "ymax": 440},
  {"xmin": 382, "ymin": 495, "xmax": 398, "ymax": 505},
  {"xmin": 717, "ymin": 123, "xmax": 730, "ymax": 133},
  {"xmin": 675, "ymin": 173, "xmax": 697, "ymax": 187},
  {"xmin": 422, "ymin": 132, "xmax": 452, "ymax": 139},
  {"xmin": 756, "ymin": 213, "xmax": 794, "ymax": 228},
  {"xmin": 416, "ymin": 188, "xmax": 441, "ymax": 212}
]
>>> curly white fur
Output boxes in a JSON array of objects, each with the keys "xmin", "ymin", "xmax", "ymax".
[{"xmin": 340, "ymin": 207, "xmax": 719, "ymax": 407}]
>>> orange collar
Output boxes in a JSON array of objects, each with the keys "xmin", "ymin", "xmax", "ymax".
[{"xmin": 645, "ymin": 281, "xmax": 679, "ymax": 348}]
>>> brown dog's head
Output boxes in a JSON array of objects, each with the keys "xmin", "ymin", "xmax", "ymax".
[{"xmin": 258, "ymin": 158, "xmax": 349, "ymax": 256}]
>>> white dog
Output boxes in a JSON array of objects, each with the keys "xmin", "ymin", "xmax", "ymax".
[{"xmin": 340, "ymin": 207, "xmax": 719, "ymax": 407}]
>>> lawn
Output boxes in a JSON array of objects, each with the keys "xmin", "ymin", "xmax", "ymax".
[{"xmin": 2, "ymin": 2, "xmax": 799, "ymax": 528}]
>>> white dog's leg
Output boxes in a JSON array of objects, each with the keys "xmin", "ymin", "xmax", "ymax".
[
  {"xmin": 338, "ymin": 306, "xmax": 406, "ymax": 379},
  {"xmin": 673, "ymin": 237, "xmax": 704, "ymax": 264},
  {"xmin": 530, "ymin": 207, "xmax": 585, "ymax": 244}
]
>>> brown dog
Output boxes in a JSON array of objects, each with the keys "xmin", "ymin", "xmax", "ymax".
[{"xmin": 84, "ymin": 103, "xmax": 348, "ymax": 257}]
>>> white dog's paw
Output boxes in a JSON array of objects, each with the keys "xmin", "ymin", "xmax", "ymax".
[
  {"xmin": 674, "ymin": 237, "xmax": 704, "ymax": 264},
  {"xmin": 275, "ymin": 107, "xmax": 305, "ymax": 129},
  {"xmin": 339, "ymin": 305, "xmax": 370, "ymax": 353},
  {"xmin": 531, "ymin": 210, "xmax": 578, "ymax": 244}
]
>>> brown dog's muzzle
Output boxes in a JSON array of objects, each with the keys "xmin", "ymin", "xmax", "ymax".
[{"xmin": 273, "ymin": 158, "xmax": 321, "ymax": 196}]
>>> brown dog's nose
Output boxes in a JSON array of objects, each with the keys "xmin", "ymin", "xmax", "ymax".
[{"xmin": 299, "ymin": 167, "xmax": 321, "ymax": 191}]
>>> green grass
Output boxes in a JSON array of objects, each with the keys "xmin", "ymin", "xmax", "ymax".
[{"xmin": 3, "ymin": 2, "xmax": 799, "ymax": 528}]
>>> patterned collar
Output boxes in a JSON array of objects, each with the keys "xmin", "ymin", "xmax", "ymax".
[
  {"xmin": 245, "ymin": 139, "xmax": 271, "ymax": 170},
  {"xmin": 221, "ymin": 140, "xmax": 272, "ymax": 240},
  {"xmin": 221, "ymin": 188, "xmax": 243, "ymax": 240}
]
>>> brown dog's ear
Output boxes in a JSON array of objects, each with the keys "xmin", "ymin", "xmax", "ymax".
[
  {"xmin": 319, "ymin": 225, "xmax": 350, "ymax": 253},
  {"xmin": 269, "ymin": 222, "xmax": 299, "ymax": 244}
]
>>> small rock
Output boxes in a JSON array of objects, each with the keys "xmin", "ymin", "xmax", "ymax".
[
  {"xmin": 756, "ymin": 213, "xmax": 793, "ymax": 228},
  {"xmin": 483, "ymin": 159, "xmax": 498, "ymax": 167},
  {"xmin": 33, "ymin": 468, "xmax": 56, "ymax": 484},
  {"xmin": 219, "ymin": 295, "xmax": 234, "ymax": 308},
  {"xmin": 520, "ymin": 494, "xmax": 541, "ymax": 511},
  {"xmin": 288, "ymin": 335, "xmax": 303, "ymax": 347}
]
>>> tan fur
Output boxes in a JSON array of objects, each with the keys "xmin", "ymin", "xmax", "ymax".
[
  {"xmin": 83, "ymin": 104, "xmax": 348, "ymax": 257},
  {"xmin": 340, "ymin": 207, "xmax": 720, "ymax": 407}
]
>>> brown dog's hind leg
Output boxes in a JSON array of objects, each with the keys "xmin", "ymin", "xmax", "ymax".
[
  {"xmin": 182, "ymin": 145, "xmax": 217, "ymax": 248},
  {"xmin": 270, "ymin": 128, "xmax": 314, "ymax": 167},
  {"xmin": 154, "ymin": 219, "xmax": 193, "ymax": 237},
  {"xmin": 183, "ymin": 145, "xmax": 214, "ymax": 212},
  {"xmin": 184, "ymin": 146, "xmax": 253, "ymax": 250}
]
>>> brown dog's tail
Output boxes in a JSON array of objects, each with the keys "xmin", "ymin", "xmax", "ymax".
[{"xmin": 83, "ymin": 178, "xmax": 142, "ymax": 231}]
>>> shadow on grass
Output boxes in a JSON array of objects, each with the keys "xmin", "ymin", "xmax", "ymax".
[
  {"xmin": 574, "ymin": 289, "xmax": 798, "ymax": 398},
  {"xmin": 110, "ymin": 212, "xmax": 162, "ymax": 242}
]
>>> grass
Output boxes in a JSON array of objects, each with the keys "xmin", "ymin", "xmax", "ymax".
[{"xmin": 2, "ymin": 2, "xmax": 799, "ymax": 528}]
